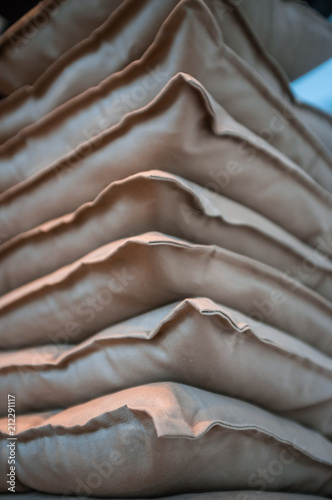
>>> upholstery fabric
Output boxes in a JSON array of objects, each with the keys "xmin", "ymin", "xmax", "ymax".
[
  {"xmin": 0, "ymin": 0, "xmax": 331, "ymax": 152},
  {"xmin": 0, "ymin": 0, "xmax": 124, "ymax": 95},
  {"xmin": 0, "ymin": 170, "xmax": 331, "ymax": 299},
  {"xmin": 237, "ymin": 0, "xmax": 332, "ymax": 80},
  {"xmin": 0, "ymin": 0, "xmax": 331, "ymax": 194},
  {"xmin": 0, "ymin": 77, "xmax": 331, "ymax": 252},
  {"xmin": 1, "ymin": 382, "xmax": 332, "ymax": 495},
  {"xmin": 1, "ymin": 298, "xmax": 331, "ymax": 436},
  {"xmin": 0, "ymin": 232, "xmax": 331, "ymax": 353},
  {"xmin": 0, "ymin": 0, "xmax": 331, "ymax": 497}
]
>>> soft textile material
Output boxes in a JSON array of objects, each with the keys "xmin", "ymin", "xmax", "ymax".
[
  {"xmin": 0, "ymin": 0, "xmax": 179, "ymax": 143},
  {"xmin": 1, "ymin": 298, "xmax": 331, "ymax": 436},
  {"xmin": 0, "ymin": 0, "xmax": 124, "ymax": 96},
  {"xmin": 0, "ymin": 1, "xmax": 331, "ymax": 497},
  {"xmin": 1, "ymin": 0, "xmax": 330, "ymax": 193},
  {"xmin": 206, "ymin": 0, "xmax": 332, "ymax": 152},
  {"xmin": 1, "ymin": 170, "xmax": 331, "ymax": 300},
  {"xmin": 0, "ymin": 232, "xmax": 331, "ymax": 354},
  {"xmin": 0, "ymin": 0, "xmax": 330, "ymax": 152},
  {"xmin": 1, "ymin": 76, "xmax": 331, "ymax": 256},
  {"xmin": 1, "ymin": 382, "xmax": 332, "ymax": 495},
  {"xmin": 237, "ymin": 0, "xmax": 332, "ymax": 81}
]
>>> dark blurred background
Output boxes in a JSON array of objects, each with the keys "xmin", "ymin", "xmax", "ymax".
[
  {"xmin": 0, "ymin": 0, "xmax": 40, "ymax": 32},
  {"xmin": 306, "ymin": 0, "xmax": 332, "ymax": 16}
]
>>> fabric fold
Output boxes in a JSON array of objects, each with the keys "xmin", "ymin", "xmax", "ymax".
[
  {"xmin": 1, "ymin": 382, "xmax": 332, "ymax": 495},
  {"xmin": 0, "ymin": 232, "xmax": 331, "ymax": 354},
  {"xmin": 0, "ymin": 75, "xmax": 331, "ymax": 257},
  {"xmin": 0, "ymin": 2, "xmax": 331, "ymax": 498},
  {"xmin": 1, "ymin": 0, "xmax": 331, "ymax": 154},
  {"xmin": 0, "ymin": 0, "xmax": 331, "ymax": 194},
  {"xmin": 1, "ymin": 297, "xmax": 332, "ymax": 436},
  {"xmin": 205, "ymin": 0, "xmax": 332, "ymax": 152},
  {"xmin": 0, "ymin": 0, "xmax": 179, "ymax": 143},
  {"xmin": 236, "ymin": 0, "xmax": 332, "ymax": 81},
  {"xmin": 0, "ymin": 0, "xmax": 124, "ymax": 96},
  {"xmin": 1, "ymin": 169, "xmax": 331, "ymax": 300}
]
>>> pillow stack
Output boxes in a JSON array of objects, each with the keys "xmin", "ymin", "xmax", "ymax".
[{"xmin": 0, "ymin": 0, "xmax": 331, "ymax": 497}]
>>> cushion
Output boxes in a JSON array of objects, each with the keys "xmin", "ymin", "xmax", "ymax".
[
  {"xmin": 1, "ymin": 0, "xmax": 330, "ymax": 193},
  {"xmin": 237, "ymin": 0, "xmax": 332, "ymax": 81},
  {"xmin": 0, "ymin": 0, "xmax": 123, "ymax": 95},
  {"xmin": 0, "ymin": 0, "xmax": 179, "ymax": 143},
  {"xmin": 1, "ymin": 0, "xmax": 331, "ymax": 155},
  {"xmin": 1, "ymin": 382, "xmax": 332, "ymax": 495},
  {"xmin": 205, "ymin": 0, "xmax": 332, "ymax": 153},
  {"xmin": 1, "ymin": 170, "xmax": 331, "ymax": 300},
  {"xmin": 1, "ymin": 76, "xmax": 331, "ymax": 256},
  {"xmin": 1, "ymin": 297, "xmax": 331, "ymax": 436},
  {"xmin": 0, "ymin": 232, "xmax": 331, "ymax": 353}
]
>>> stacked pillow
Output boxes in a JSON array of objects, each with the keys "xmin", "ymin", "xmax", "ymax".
[
  {"xmin": 235, "ymin": 0, "xmax": 332, "ymax": 81},
  {"xmin": 1, "ymin": 297, "xmax": 332, "ymax": 437},
  {"xmin": 0, "ymin": 0, "xmax": 331, "ymax": 497},
  {"xmin": 1, "ymin": 170, "xmax": 331, "ymax": 298},
  {"xmin": 0, "ymin": 0, "xmax": 124, "ymax": 96},
  {"xmin": 0, "ymin": 1, "xmax": 331, "ymax": 192},
  {"xmin": 1, "ymin": 382, "xmax": 332, "ymax": 495}
]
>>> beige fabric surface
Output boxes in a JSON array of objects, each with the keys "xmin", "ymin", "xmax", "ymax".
[
  {"xmin": 0, "ymin": 232, "xmax": 331, "ymax": 353},
  {"xmin": 0, "ymin": 76, "xmax": 331, "ymax": 256},
  {"xmin": 0, "ymin": 0, "xmax": 331, "ymax": 194},
  {"xmin": 206, "ymin": 0, "xmax": 332, "ymax": 152},
  {"xmin": 0, "ymin": 0, "xmax": 124, "ymax": 96},
  {"xmin": 237, "ymin": 0, "xmax": 332, "ymax": 81},
  {"xmin": 0, "ymin": 170, "xmax": 331, "ymax": 300},
  {"xmin": 0, "ymin": 0, "xmax": 331, "ymax": 152},
  {"xmin": 0, "ymin": 0, "xmax": 179, "ymax": 143},
  {"xmin": 1, "ymin": 297, "xmax": 331, "ymax": 435},
  {"xmin": 0, "ymin": 1, "xmax": 331, "ymax": 497},
  {"xmin": 1, "ymin": 382, "xmax": 332, "ymax": 495}
]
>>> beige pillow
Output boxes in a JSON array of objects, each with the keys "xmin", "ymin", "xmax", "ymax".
[
  {"xmin": 1, "ymin": 297, "xmax": 332, "ymax": 436},
  {"xmin": 205, "ymin": 0, "xmax": 332, "ymax": 153},
  {"xmin": 1, "ymin": 0, "xmax": 330, "ymax": 193},
  {"xmin": 0, "ymin": 0, "xmax": 124, "ymax": 96},
  {"xmin": 0, "ymin": 0, "xmax": 179, "ymax": 143},
  {"xmin": 236, "ymin": 0, "xmax": 332, "ymax": 81},
  {"xmin": 1, "ymin": 382, "xmax": 332, "ymax": 495},
  {"xmin": 1, "ymin": 170, "xmax": 331, "ymax": 300},
  {"xmin": 1, "ymin": 76, "xmax": 331, "ymax": 256},
  {"xmin": 1, "ymin": 0, "xmax": 331, "ymax": 155},
  {"xmin": 0, "ymin": 232, "xmax": 331, "ymax": 353}
]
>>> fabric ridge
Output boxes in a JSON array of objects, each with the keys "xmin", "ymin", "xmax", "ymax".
[{"xmin": 0, "ymin": 0, "xmax": 331, "ymax": 497}]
